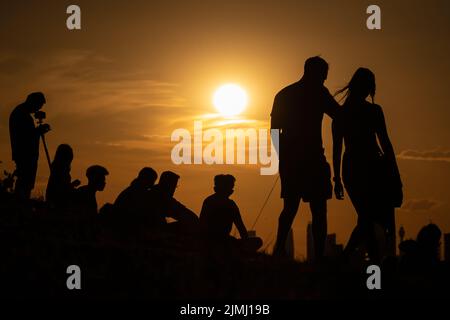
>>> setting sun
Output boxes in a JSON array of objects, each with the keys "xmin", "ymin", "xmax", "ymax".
[{"xmin": 213, "ymin": 83, "xmax": 248, "ymax": 116}]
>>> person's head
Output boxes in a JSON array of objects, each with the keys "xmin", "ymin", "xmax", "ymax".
[
  {"xmin": 86, "ymin": 165, "xmax": 109, "ymax": 191},
  {"xmin": 52, "ymin": 144, "xmax": 74, "ymax": 168},
  {"xmin": 214, "ymin": 174, "xmax": 236, "ymax": 197},
  {"xmin": 335, "ymin": 67, "xmax": 376, "ymax": 103},
  {"xmin": 417, "ymin": 223, "xmax": 442, "ymax": 256},
  {"xmin": 134, "ymin": 167, "xmax": 158, "ymax": 188},
  {"xmin": 25, "ymin": 92, "xmax": 46, "ymax": 113},
  {"xmin": 158, "ymin": 171, "xmax": 180, "ymax": 197},
  {"xmin": 303, "ymin": 56, "xmax": 329, "ymax": 84}
]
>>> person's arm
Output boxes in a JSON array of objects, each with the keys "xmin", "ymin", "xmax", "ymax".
[
  {"xmin": 232, "ymin": 202, "xmax": 248, "ymax": 239},
  {"xmin": 168, "ymin": 198, "xmax": 199, "ymax": 224},
  {"xmin": 374, "ymin": 105, "xmax": 396, "ymax": 161},
  {"xmin": 332, "ymin": 117, "xmax": 344, "ymax": 200},
  {"xmin": 270, "ymin": 94, "xmax": 282, "ymax": 130},
  {"xmin": 375, "ymin": 106, "xmax": 402, "ymax": 181},
  {"xmin": 323, "ymin": 88, "xmax": 341, "ymax": 120},
  {"xmin": 374, "ymin": 105, "xmax": 403, "ymax": 206},
  {"xmin": 270, "ymin": 94, "xmax": 283, "ymax": 156},
  {"xmin": 71, "ymin": 179, "xmax": 81, "ymax": 188}
]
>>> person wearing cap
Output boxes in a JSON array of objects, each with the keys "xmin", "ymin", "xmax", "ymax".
[{"xmin": 9, "ymin": 92, "xmax": 50, "ymax": 200}]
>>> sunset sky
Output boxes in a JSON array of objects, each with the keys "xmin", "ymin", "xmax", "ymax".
[{"xmin": 1, "ymin": 0, "xmax": 449, "ymax": 258}]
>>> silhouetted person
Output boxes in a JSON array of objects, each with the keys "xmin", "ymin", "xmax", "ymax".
[
  {"xmin": 74, "ymin": 165, "xmax": 109, "ymax": 218},
  {"xmin": 45, "ymin": 144, "xmax": 80, "ymax": 209},
  {"xmin": 399, "ymin": 224, "xmax": 442, "ymax": 271},
  {"xmin": 200, "ymin": 174, "xmax": 263, "ymax": 252},
  {"xmin": 416, "ymin": 224, "xmax": 442, "ymax": 266},
  {"xmin": 9, "ymin": 92, "xmax": 50, "ymax": 200},
  {"xmin": 113, "ymin": 167, "xmax": 158, "ymax": 230},
  {"xmin": 148, "ymin": 171, "xmax": 199, "ymax": 231},
  {"xmin": 332, "ymin": 68, "xmax": 403, "ymax": 264},
  {"xmin": 271, "ymin": 56, "xmax": 340, "ymax": 259}
]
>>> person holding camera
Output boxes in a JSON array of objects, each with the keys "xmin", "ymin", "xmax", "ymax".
[{"xmin": 9, "ymin": 92, "xmax": 50, "ymax": 200}]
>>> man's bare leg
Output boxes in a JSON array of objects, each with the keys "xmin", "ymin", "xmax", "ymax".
[
  {"xmin": 273, "ymin": 196, "xmax": 301, "ymax": 257},
  {"xmin": 310, "ymin": 200, "xmax": 327, "ymax": 262}
]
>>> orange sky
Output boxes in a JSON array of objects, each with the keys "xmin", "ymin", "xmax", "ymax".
[{"xmin": 1, "ymin": 0, "xmax": 449, "ymax": 258}]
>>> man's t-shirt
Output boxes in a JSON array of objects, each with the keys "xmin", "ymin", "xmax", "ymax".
[
  {"xmin": 271, "ymin": 79, "xmax": 339, "ymax": 158},
  {"xmin": 270, "ymin": 79, "xmax": 340, "ymax": 199},
  {"xmin": 199, "ymin": 193, "xmax": 240, "ymax": 239},
  {"xmin": 74, "ymin": 185, "xmax": 98, "ymax": 218}
]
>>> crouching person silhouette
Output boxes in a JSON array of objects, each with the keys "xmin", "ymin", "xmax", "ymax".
[
  {"xmin": 199, "ymin": 174, "xmax": 263, "ymax": 253},
  {"xmin": 115, "ymin": 167, "xmax": 158, "ymax": 211},
  {"xmin": 46, "ymin": 144, "xmax": 80, "ymax": 210},
  {"xmin": 148, "ymin": 171, "xmax": 199, "ymax": 233},
  {"xmin": 112, "ymin": 167, "xmax": 158, "ymax": 235}
]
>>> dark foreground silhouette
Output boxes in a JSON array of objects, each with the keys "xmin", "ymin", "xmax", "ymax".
[
  {"xmin": 0, "ymin": 184, "xmax": 448, "ymax": 299},
  {"xmin": 2, "ymin": 74, "xmax": 449, "ymax": 300},
  {"xmin": 271, "ymin": 56, "xmax": 340, "ymax": 260},
  {"xmin": 200, "ymin": 174, "xmax": 263, "ymax": 253},
  {"xmin": 333, "ymin": 68, "xmax": 403, "ymax": 264},
  {"xmin": 9, "ymin": 92, "xmax": 49, "ymax": 201}
]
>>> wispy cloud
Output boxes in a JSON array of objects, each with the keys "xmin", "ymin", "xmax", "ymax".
[
  {"xmin": 0, "ymin": 49, "xmax": 195, "ymax": 147},
  {"xmin": 398, "ymin": 149, "xmax": 450, "ymax": 162},
  {"xmin": 402, "ymin": 198, "xmax": 441, "ymax": 212}
]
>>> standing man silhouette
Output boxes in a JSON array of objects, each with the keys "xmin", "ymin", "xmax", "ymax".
[
  {"xmin": 9, "ymin": 92, "xmax": 50, "ymax": 200},
  {"xmin": 271, "ymin": 57, "xmax": 340, "ymax": 260}
]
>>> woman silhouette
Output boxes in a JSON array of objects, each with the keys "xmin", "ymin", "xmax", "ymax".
[
  {"xmin": 332, "ymin": 68, "xmax": 403, "ymax": 263},
  {"xmin": 45, "ymin": 144, "xmax": 80, "ymax": 209}
]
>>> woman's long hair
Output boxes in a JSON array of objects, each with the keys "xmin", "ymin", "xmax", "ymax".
[
  {"xmin": 52, "ymin": 144, "xmax": 73, "ymax": 171},
  {"xmin": 335, "ymin": 67, "xmax": 376, "ymax": 104}
]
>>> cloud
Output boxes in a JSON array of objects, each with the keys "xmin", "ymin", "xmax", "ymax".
[
  {"xmin": 38, "ymin": 51, "xmax": 186, "ymax": 112},
  {"xmin": 402, "ymin": 199, "xmax": 441, "ymax": 212},
  {"xmin": 397, "ymin": 149, "xmax": 450, "ymax": 162},
  {"xmin": 0, "ymin": 49, "xmax": 186, "ymax": 111},
  {"xmin": 0, "ymin": 56, "xmax": 32, "ymax": 75},
  {"xmin": 0, "ymin": 49, "xmax": 195, "ymax": 143}
]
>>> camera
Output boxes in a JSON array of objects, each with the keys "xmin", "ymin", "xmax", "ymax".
[
  {"xmin": 34, "ymin": 111, "xmax": 51, "ymax": 134},
  {"xmin": 34, "ymin": 111, "xmax": 46, "ymax": 122}
]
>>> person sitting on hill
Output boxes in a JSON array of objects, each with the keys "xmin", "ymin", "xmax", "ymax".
[
  {"xmin": 199, "ymin": 174, "xmax": 262, "ymax": 252},
  {"xmin": 74, "ymin": 165, "xmax": 109, "ymax": 219},
  {"xmin": 147, "ymin": 171, "xmax": 199, "ymax": 232},
  {"xmin": 45, "ymin": 144, "xmax": 80, "ymax": 209},
  {"xmin": 399, "ymin": 223, "xmax": 442, "ymax": 271},
  {"xmin": 112, "ymin": 167, "xmax": 158, "ymax": 230}
]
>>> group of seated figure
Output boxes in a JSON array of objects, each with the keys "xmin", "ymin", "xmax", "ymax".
[{"xmin": 44, "ymin": 143, "xmax": 263, "ymax": 253}]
